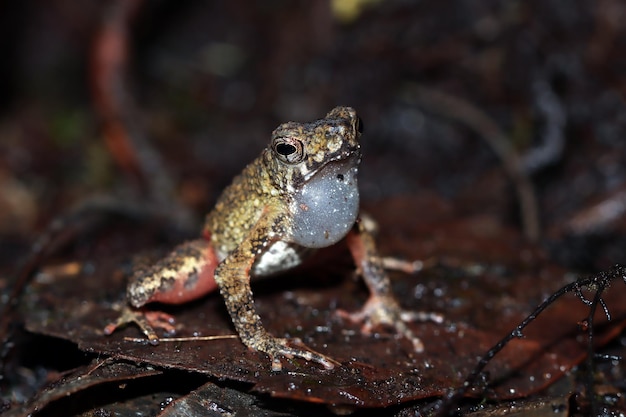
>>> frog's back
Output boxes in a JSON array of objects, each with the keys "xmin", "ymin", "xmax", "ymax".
[{"xmin": 204, "ymin": 156, "xmax": 287, "ymax": 259}]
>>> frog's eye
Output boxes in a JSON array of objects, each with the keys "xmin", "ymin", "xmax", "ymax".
[
  {"xmin": 355, "ymin": 116, "xmax": 364, "ymax": 134},
  {"xmin": 276, "ymin": 142, "xmax": 296, "ymax": 156},
  {"xmin": 272, "ymin": 137, "xmax": 305, "ymax": 164}
]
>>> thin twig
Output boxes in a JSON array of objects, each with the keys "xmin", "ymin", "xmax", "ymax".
[
  {"xmin": 430, "ymin": 264, "xmax": 624, "ymax": 416},
  {"xmin": 90, "ymin": 0, "xmax": 182, "ymax": 211},
  {"xmin": 123, "ymin": 335, "xmax": 238, "ymax": 343},
  {"xmin": 521, "ymin": 74, "xmax": 566, "ymax": 173},
  {"xmin": 410, "ymin": 85, "xmax": 540, "ymax": 241},
  {"xmin": 584, "ymin": 274, "xmax": 609, "ymax": 416}
]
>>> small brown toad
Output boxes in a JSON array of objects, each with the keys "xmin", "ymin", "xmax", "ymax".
[{"xmin": 105, "ymin": 106, "xmax": 442, "ymax": 371}]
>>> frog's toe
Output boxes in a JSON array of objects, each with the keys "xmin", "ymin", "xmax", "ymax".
[
  {"xmin": 142, "ymin": 311, "xmax": 177, "ymax": 335},
  {"xmin": 253, "ymin": 336, "xmax": 339, "ymax": 371},
  {"xmin": 104, "ymin": 307, "xmax": 177, "ymax": 345},
  {"xmin": 271, "ymin": 345, "xmax": 339, "ymax": 371},
  {"xmin": 337, "ymin": 306, "xmax": 425, "ymax": 351},
  {"xmin": 399, "ymin": 309, "xmax": 444, "ymax": 324},
  {"xmin": 337, "ymin": 294, "xmax": 443, "ymax": 353}
]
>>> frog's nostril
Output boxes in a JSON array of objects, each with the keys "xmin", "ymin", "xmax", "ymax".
[{"xmin": 337, "ymin": 174, "xmax": 345, "ymax": 181}]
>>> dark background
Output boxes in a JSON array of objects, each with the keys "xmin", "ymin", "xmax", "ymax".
[
  {"xmin": 1, "ymin": 0, "xmax": 624, "ymax": 261},
  {"xmin": 1, "ymin": 0, "xmax": 626, "ymax": 414}
]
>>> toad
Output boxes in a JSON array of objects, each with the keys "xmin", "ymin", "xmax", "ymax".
[{"xmin": 105, "ymin": 106, "xmax": 442, "ymax": 371}]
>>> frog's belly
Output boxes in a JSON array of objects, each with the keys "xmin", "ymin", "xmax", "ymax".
[{"xmin": 251, "ymin": 241, "xmax": 312, "ymax": 277}]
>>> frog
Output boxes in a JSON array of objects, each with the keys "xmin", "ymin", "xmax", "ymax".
[{"xmin": 104, "ymin": 106, "xmax": 443, "ymax": 371}]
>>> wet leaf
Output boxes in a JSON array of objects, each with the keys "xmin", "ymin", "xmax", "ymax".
[
  {"xmin": 3, "ymin": 361, "xmax": 162, "ymax": 417},
  {"xmin": 21, "ymin": 197, "xmax": 626, "ymax": 409},
  {"xmin": 159, "ymin": 381, "xmax": 294, "ymax": 417}
]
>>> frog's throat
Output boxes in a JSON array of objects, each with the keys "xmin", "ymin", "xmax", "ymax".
[
  {"xmin": 289, "ymin": 155, "xmax": 360, "ymax": 248},
  {"xmin": 300, "ymin": 148, "xmax": 361, "ymax": 182}
]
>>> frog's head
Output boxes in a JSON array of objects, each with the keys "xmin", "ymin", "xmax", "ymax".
[
  {"xmin": 265, "ymin": 106, "xmax": 363, "ymax": 248},
  {"xmin": 266, "ymin": 106, "xmax": 363, "ymax": 190}
]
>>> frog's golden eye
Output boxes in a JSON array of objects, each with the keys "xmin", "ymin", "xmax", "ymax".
[
  {"xmin": 355, "ymin": 116, "xmax": 364, "ymax": 134},
  {"xmin": 273, "ymin": 137, "xmax": 306, "ymax": 164}
]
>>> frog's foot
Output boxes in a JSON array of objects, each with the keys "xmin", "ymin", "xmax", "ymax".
[
  {"xmin": 247, "ymin": 333, "xmax": 340, "ymax": 372},
  {"xmin": 380, "ymin": 255, "xmax": 437, "ymax": 274},
  {"xmin": 380, "ymin": 257, "xmax": 424, "ymax": 274},
  {"xmin": 337, "ymin": 295, "xmax": 443, "ymax": 353},
  {"xmin": 103, "ymin": 306, "xmax": 176, "ymax": 345}
]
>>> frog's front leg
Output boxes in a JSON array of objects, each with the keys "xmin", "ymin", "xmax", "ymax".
[
  {"xmin": 104, "ymin": 238, "xmax": 219, "ymax": 343},
  {"xmin": 342, "ymin": 218, "xmax": 443, "ymax": 352},
  {"xmin": 214, "ymin": 220, "xmax": 339, "ymax": 371}
]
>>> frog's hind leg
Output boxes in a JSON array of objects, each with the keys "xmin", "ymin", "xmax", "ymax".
[
  {"xmin": 341, "ymin": 219, "xmax": 443, "ymax": 353},
  {"xmin": 126, "ymin": 239, "xmax": 219, "ymax": 307},
  {"xmin": 104, "ymin": 238, "xmax": 220, "ymax": 342}
]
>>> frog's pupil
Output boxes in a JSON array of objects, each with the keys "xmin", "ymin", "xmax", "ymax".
[{"xmin": 276, "ymin": 143, "xmax": 296, "ymax": 156}]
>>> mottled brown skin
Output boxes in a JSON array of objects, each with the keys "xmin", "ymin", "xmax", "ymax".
[{"xmin": 105, "ymin": 107, "xmax": 442, "ymax": 371}]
